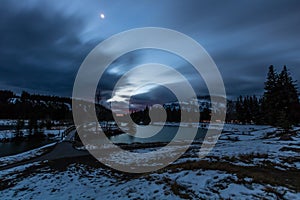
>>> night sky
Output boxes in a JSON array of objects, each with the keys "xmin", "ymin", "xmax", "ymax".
[{"xmin": 0, "ymin": 0, "xmax": 299, "ymax": 101}]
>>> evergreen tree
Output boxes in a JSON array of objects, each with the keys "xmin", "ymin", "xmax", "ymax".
[
  {"xmin": 262, "ymin": 65, "xmax": 278, "ymax": 125},
  {"xmin": 28, "ymin": 118, "xmax": 38, "ymax": 135},
  {"xmin": 236, "ymin": 96, "xmax": 246, "ymax": 123},
  {"xmin": 251, "ymin": 95, "xmax": 261, "ymax": 124},
  {"xmin": 276, "ymin": 66, "xmax": 299, "ymax": 129},
  {"xmin": 235, "ymin": 95, "xmax": 261, "ymax": 124},
  {"xmin": 15, "ymin": 119, "xmax": 24, "ymax": 138},
  {"xmin": 262, "ymin": 65, "xmax": 299, "ymax": 131}
]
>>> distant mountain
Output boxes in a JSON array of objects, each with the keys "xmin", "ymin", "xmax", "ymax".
[{"xmin": 163, "ymin": 95, "xmax": 227, "ymax": 113}]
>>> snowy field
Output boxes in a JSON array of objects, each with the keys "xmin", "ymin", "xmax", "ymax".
[
  {"xmin": 0, "ymin": 143, "xmax": 56, "ymax": 167},
  {"xmin": 0, "ymin": 127, "xmax": 66, "ymax": 140},
  {"xmin": 0, "ymin": 119, "xmax": 18, "ymax": 126},
  {"xmin": 0, "ymin": 124, "xmax": 299, "ymax": 199}
]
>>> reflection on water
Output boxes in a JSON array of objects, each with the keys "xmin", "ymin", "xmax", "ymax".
[
  {"xmin": 0, "ymin": 138, "xmax": 54, "ymax": 157},
  {"xmin": 0, "ymin": 125, "xmax": 211, "ymax": 157},
  {"xmin": 109, "ymin": 125, "xmax": 207, "ymax": 144}
]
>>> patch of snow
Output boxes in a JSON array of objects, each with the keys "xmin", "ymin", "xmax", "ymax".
[{"xmin": 0, "ymin": 142, "xmax": 56, "ymax": 167}]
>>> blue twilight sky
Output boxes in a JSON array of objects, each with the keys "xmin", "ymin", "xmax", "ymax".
[{"xmin": 0, "ymin": 0, "xmax": 299, "ymax": 102}]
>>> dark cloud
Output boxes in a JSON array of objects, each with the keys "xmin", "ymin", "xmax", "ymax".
[
  {"xmin": 0, "ymin": 0, "xmax": 299, "ymax": 101},
  {"xmin": 160, "ymin": 0, "xmax": 300, "ymax": 97},
  {"xmin": 0, "ymin": 0, "xmax": 99, "ymax": 95}
]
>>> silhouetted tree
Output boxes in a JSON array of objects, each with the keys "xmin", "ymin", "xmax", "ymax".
[
  {"xmin": 15, "ymin": 119, "xmax": 24, "ymax": 138},
  {"xmin": 262, "ymin": 65, "xmax": 299, "ymax": 131}
]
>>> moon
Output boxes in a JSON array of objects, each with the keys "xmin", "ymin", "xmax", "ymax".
[{"xmin": 100, "ymin": 13, "xmax": 105, "ymax": 19}]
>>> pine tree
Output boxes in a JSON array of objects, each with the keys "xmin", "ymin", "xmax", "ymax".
[
  {"xmin": 264, "ymin": 65, "xmax": 277, "ymax": 93},
  {"xmin": 226, "ymin": 100, "xmax": 236, "ymax": 122},
  {"xmin": 262, "ymin": 65, "xmax": 299, "ymax": 131},
  {"xmin": 262, "ymin": 65, "xmax": 278, "ymax": 125},
  {"xmin": 15, "ymin": 119, "xmax": 24, "ymax": 138},
  {"xmin": 251, "ymin": 95, "xmax": 261, "ymax": 124},
  {"xmin": 236, "ymin": 96, "xmax": 245, "ymax": 124},
  {"xmin": 28, "ymin": 118, "xmax": 38, "ymax": 135},
  {"xmin": 276, "ymin": 66, "xmax": 299, "ymax": 129}
]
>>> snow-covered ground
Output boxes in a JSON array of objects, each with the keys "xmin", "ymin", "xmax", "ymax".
[
  {"xmin": 0, "ymin": 130, "xmax": 15, "ymax": 140},
  {"xmin": 0, "ymin": 119, "xmax": 70, "ymax": 128},
  {"xmin": 1, "ymin": 163, "xmax": 298, "ymax": 200},
  {"xmin": 0, "ymin": 127, "xmax": 66, "ymax": 140},
  {"xmin": 0, "ymin": 119, "xmax": 17, "ymax": 126},
  {"xmin": 43, "ymin": 128, "xmax": 65, "ymax": 138},
  {"xmin": 205, "ymin": 124, "xmax": 300, "ymax": 170},
  {"xmin": 0, "ymin": 143, "xmax": 56, "ymax": 168},
  {"xmin": 0, "ymin": 124, "xmax": 299, "ymax": 199}
]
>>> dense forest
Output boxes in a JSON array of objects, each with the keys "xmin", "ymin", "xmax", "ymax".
[
  {"xmin": 0, "ymin": 91, "xmax": 72, "ymax": 120},
  {"xmin": 227, "ymin": 66, "xmax": 300, "ymax": 130}
]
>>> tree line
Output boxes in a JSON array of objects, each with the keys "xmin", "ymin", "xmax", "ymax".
[
  {"xmin": 0, "ymin": 65, "xmax": 299, "ymax": 131},
  {"xmin": 0, "ymin": 91, "xmax": 72, "ymax": 120},
  {"xmin": 130, "ymin": 105, "xmax": 211, "ymax": 124},
  {"xmin": 130, "ymin": 65, "xmax": 299, "ymax": 131},
  {"xmin": 227, "ymin": 65, "xmax": 300, "ymax": 130}
]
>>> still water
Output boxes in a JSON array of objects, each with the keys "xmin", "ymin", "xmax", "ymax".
[
  {"xmin": 0, "ymin": 125, "xmax": 209, "ymax": 157},
  {"xmin": 109, "ymin": 125, "xmax": 208, "ymax": 144},
  {"xmin": 0, "ymin": 138, "xmax": 55, "ymax": 157}
]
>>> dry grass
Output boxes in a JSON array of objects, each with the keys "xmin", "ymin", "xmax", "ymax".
[
  {"xmin": 165, "ymin": 160, "xmax": 300, "ymax": 192},
  {"xmin": 280, "ymin": 147, "xmax": 300, "ymax": 153}
]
